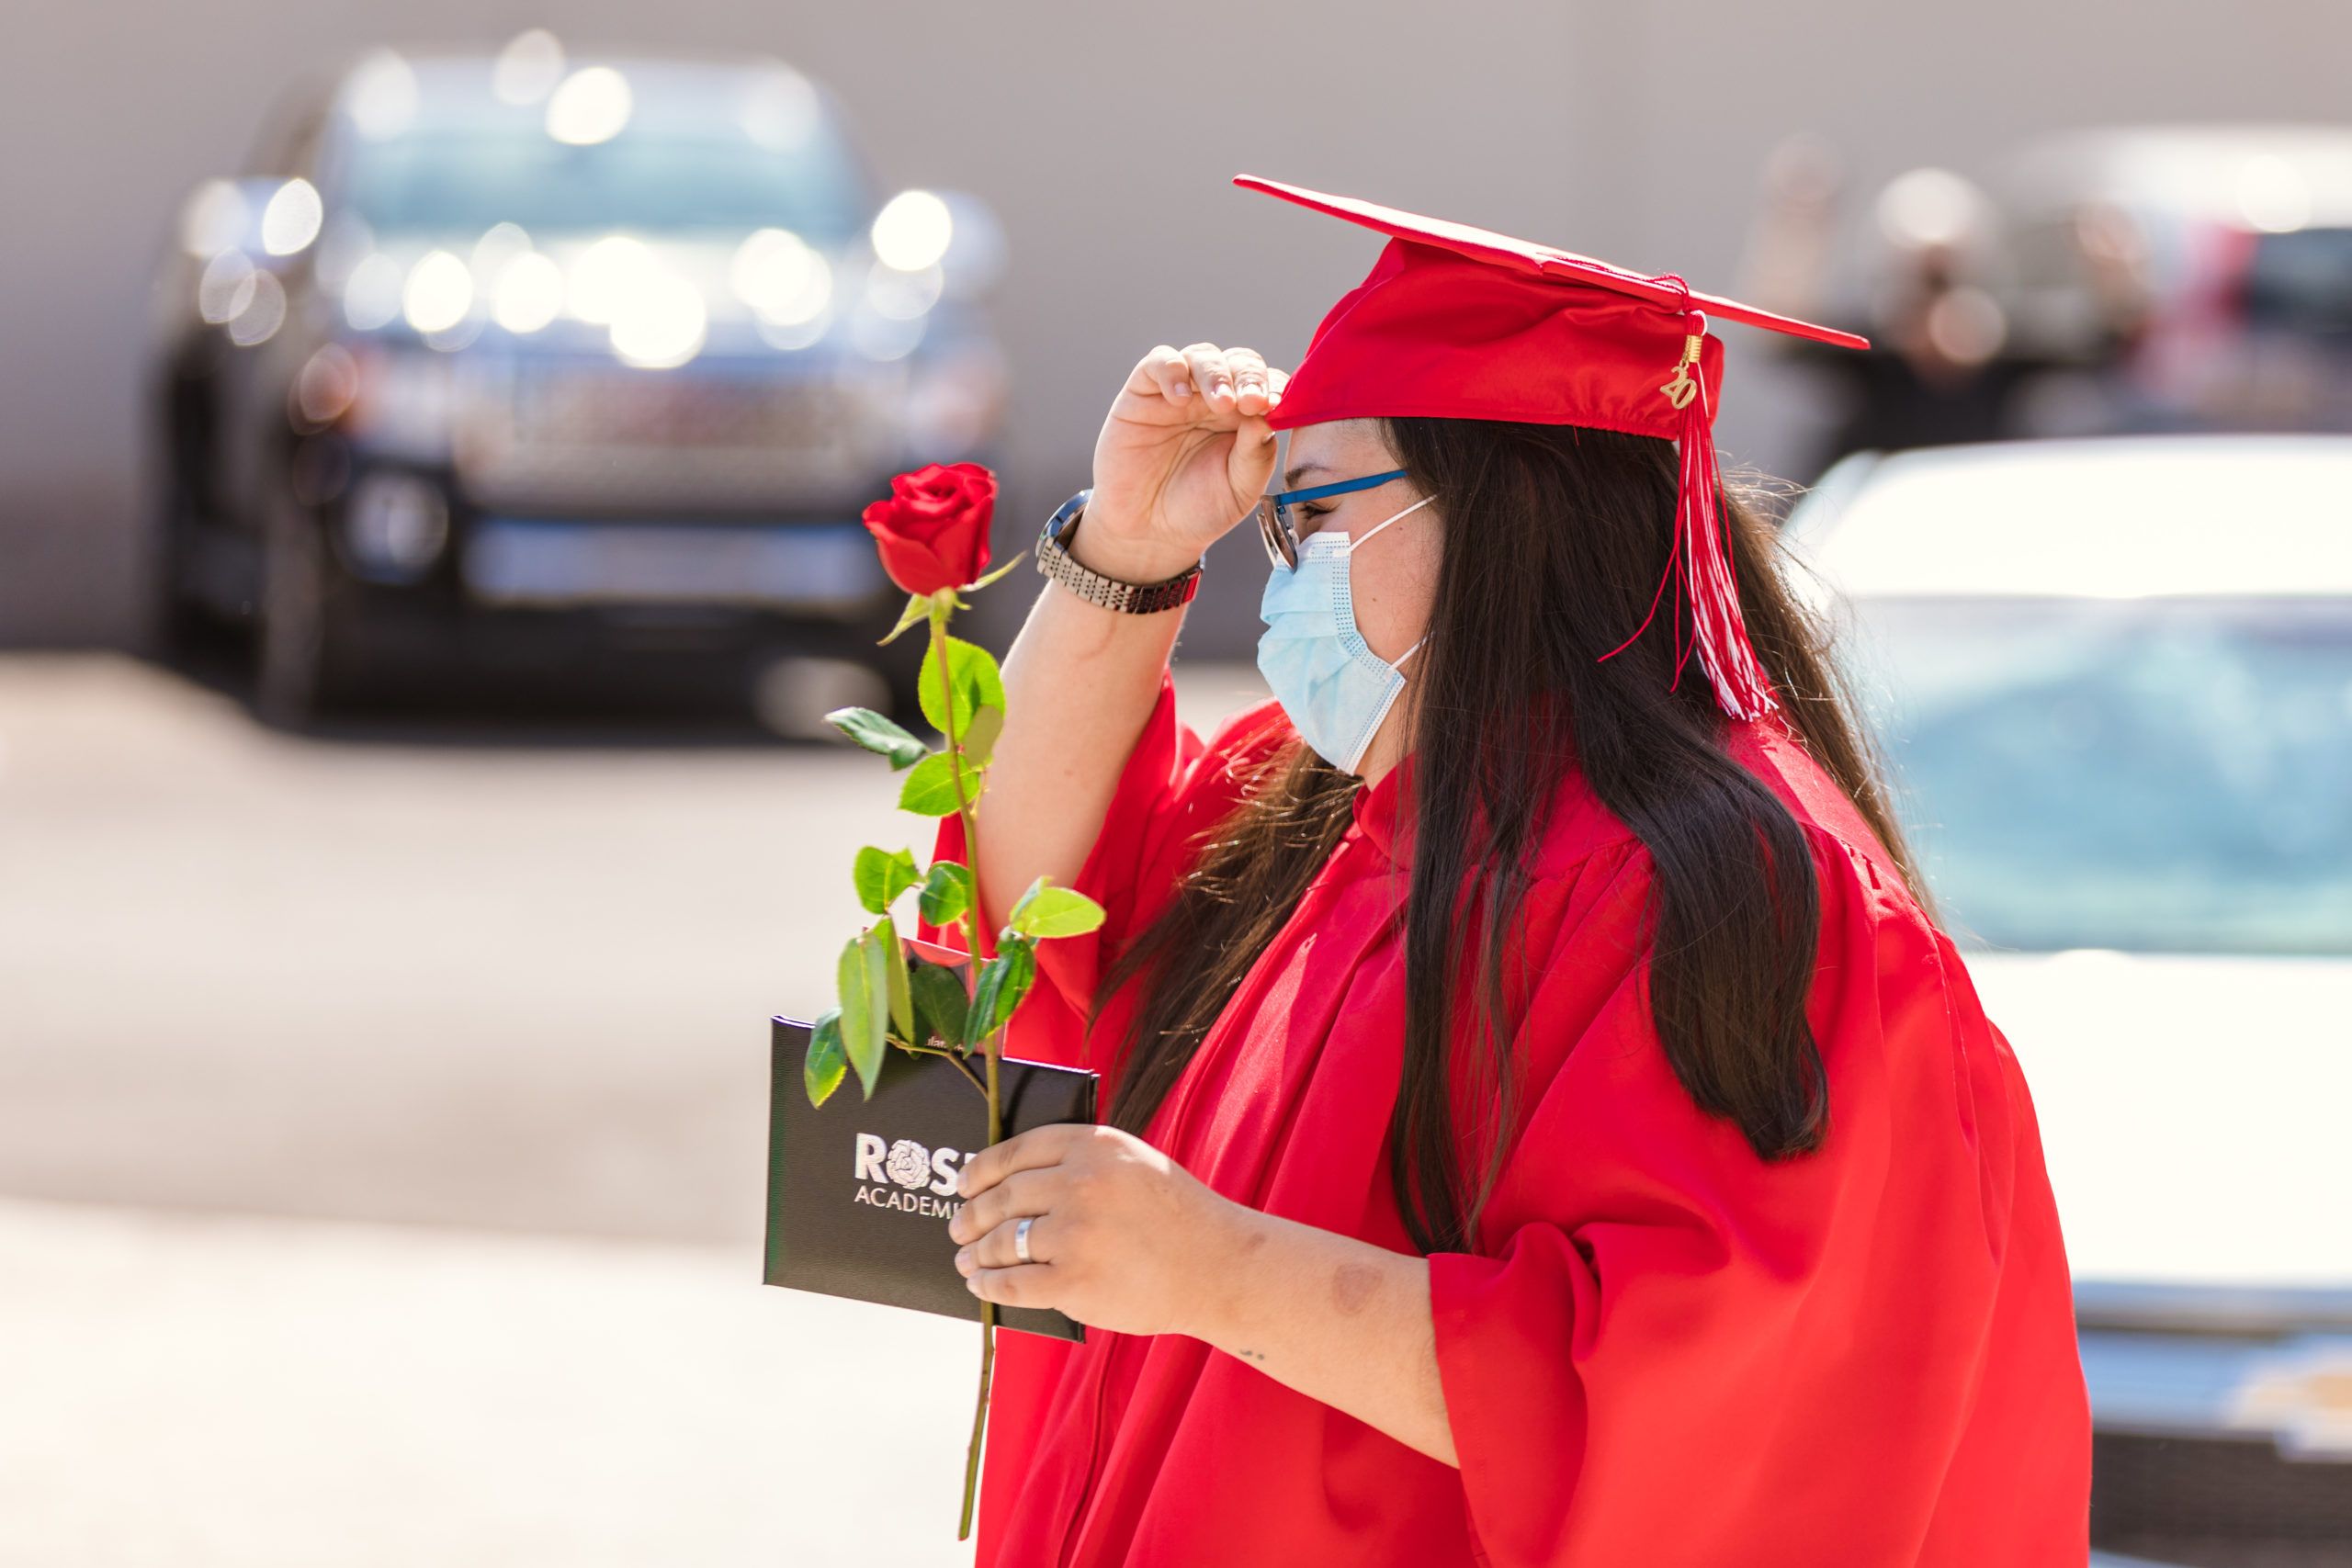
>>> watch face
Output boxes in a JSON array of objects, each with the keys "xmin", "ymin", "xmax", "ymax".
[
  {"xmin": 1046, "ymin": 490, "xmax": 1091, "ymax": 541},
  {"xmin": 1035, "ymin": 488, "xmax": 1197, "ymax": 613}
]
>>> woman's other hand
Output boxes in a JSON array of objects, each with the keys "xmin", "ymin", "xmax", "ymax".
[
  {"xmin": 1084, "ymin": 343, "xmax": 1289, "ymax": 581},
  {"xmin": 947, "ymin": 1122, "xmax": 1251, "ymax": 1337}
]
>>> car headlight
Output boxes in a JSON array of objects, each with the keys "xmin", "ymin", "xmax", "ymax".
[
  {"xmin": 340, "ymin": 470, "xmax": 449, "ymax": 583},
  {"xmin": 870, "ymin": 190, "xmax": 954, "ymax": 273}
]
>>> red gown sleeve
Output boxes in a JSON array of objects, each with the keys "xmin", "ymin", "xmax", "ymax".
[
  {"xmin": 917, "ymin": 671, "xmax": 1292, "ymax": 1080},
  {"xmin": 1425, "ymin": 830, "xmax": 2086, "ymax": 1566}
]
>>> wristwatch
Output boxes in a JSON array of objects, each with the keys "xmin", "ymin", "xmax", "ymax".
[{"xmin": 1034, "ymin": 489, "xmax": 1203, "ymax": 614}]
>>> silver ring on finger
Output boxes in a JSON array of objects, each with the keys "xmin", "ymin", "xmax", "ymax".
[{"xmin": 1014, "ymin": 1214, "xmax": 1037, "ymax": 1265}]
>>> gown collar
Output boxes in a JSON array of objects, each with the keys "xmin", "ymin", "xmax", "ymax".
[{"xmin": 1349, "ymin": 751, "xmax": 1418, "ymax": 865}]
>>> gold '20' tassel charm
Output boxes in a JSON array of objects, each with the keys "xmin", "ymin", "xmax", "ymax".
[{"xmin": 1658, "ymin": 332, "xmax": 1703, "ymax": 410}]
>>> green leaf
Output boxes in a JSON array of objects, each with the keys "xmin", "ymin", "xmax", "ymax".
[
  {"xmin": 824, "ymin": 706, "xmax": 927, "ymax": 770},
  {"xmin": 876, "ymin": 915, "xmax": 913, "ymax": 1043},
  {"xmin": 804, "ymin": 1009, "xmax": 848, "ymax": 1107},
  {"xmin": 959, "ymin": 704, "xmax": 1004, "ymax": 767},
  {"xmin": 965, "ymin": 937, "xmax": 1037, "ymax": 1050},
  {"xmin": 897, "ymin": 750, "xmax": 980, "ymax": 817},
  {"xmin": 1008, "ymin": 877, "xmax": 1108, "ymax": 940},
  {"xmin": 917, "ymin": 635, "xmax": 1007, "ymax": 739},
  {"xmin": 918, "ymin": 860, "xmax": 974, "ymax": 928},
  {"xmin": 837, "ymin": 931, "xmax": 889, "ymax": 1098},
  {"xmin": 909, "ymin": 958, "xmax": 970, "ymax": 1051},
  {"xmin": 852, "ymin": 845, "xmax": 921, "ymax": 916}
]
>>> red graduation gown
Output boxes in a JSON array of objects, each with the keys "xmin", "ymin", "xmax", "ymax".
[{"xmin": 925, "ymin": 674, "xmax": 2090, "ymax": 1568}]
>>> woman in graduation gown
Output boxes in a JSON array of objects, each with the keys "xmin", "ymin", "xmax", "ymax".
[{"xmin": 923, "ymin": 175, "xmax": 2093, "ymax": 1567}]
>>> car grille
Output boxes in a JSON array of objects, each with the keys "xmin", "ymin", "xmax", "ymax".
[
  {"xmin": 457, "ymin": 364, "xmax": 899, "ymax": 513},
  {"xmin": 2094, "ymin": 1431, "xmax": 2352, "ymax": 1567}
]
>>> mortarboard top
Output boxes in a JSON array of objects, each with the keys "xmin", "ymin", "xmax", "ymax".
[
  {"xmin": 1232, "ymin": 173, "xmax": 1871, "ymax": 720},
  {"xmin": 1233, "ymin": 173, "xmax": 1869, "ymax": 352}
]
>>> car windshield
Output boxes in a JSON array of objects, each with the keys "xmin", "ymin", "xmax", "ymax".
[
  {"xmin": 1848, "ymin": 595, "xmax": 2352, "ymax": 955},
  {"xmin": 340, "ymin": 127, "xmax": 865, "ymax": 240},
  {"xmin": 2245, "ymin": 227, "xmax": 2352, "ymax": 335}
]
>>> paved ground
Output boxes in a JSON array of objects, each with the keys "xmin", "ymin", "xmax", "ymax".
[
  {"xmin": 0, "ymin": 649, "xmax": 1271, "ymax": 1566},
  {"xmin": 0, "ymin": 1197, "xmax": 982, "ymax": 1566}
]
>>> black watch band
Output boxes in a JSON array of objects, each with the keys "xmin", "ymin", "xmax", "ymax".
[{"xmin": 1033, "ymin": 490, "xmax": 1203, "ymax": 615}]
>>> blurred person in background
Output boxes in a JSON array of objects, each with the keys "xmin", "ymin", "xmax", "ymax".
[
  {"xmin": 1743, "ymin": 141, "xmax": 2050, "ymax": 469},
  {"xmin": 1995, "ymin": 127, "xmax": 2352, "ymax": 440},
  {"xmin": 918, "ymin": 176, "xmax": 2090, "ymax": 1568},
  {"xmin": 1747, "ymin": 126, "xmax": 2352, "ymax": 469}
]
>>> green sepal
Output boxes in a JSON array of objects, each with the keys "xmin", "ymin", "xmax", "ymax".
[
  {"xmin": 877, "ymin": 592, "xmax": 934, "ymax": 647},
  {"xmin": 968, "ymin": 556, "xmax": 1023, "ymax": 591}
]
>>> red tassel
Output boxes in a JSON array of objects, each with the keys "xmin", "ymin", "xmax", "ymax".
[{"xmin": 1597, "ymin": 311, "xmax": 1777, "ymax": 720}]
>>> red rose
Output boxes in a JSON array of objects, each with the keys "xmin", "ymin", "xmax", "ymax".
[{"xmin": 860, "ymin": 462, "xmax": 997, "ymax": 596}]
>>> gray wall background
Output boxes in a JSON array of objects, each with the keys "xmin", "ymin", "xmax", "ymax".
[{"xmin": 3, "ymin": 0, "xmax": 2341, "ymax": 650}]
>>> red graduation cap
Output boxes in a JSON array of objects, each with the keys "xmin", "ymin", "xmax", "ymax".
[{"xmin": 1235, "ymin": 173, "xmax": 1869, "ymax": 721}]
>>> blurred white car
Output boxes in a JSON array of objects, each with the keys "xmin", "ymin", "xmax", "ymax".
[{"xmin": 1786, "ymin": 435, "xmax": 2352, "ymax": 1568}]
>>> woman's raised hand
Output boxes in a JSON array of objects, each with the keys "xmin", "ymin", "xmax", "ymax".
[
  {"xmin": 979, "ymin": 347, "xmax": 1277, "ymax": 934},
  {"xmin": 1083, "ymin": 343, "xmax": 1288, "ymax": 581}
]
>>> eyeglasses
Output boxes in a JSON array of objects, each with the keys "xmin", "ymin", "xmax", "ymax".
[{"xmin": 1251, "ymin": 468, "xmax": 1410, "ymax": 570}]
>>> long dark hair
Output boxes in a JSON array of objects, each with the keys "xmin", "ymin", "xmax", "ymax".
[{"xmin": 1099, "ymin": 419, "xmax": 1924, "ymax": 1256}]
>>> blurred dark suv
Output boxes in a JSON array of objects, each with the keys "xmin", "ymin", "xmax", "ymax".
[{"xmin": 147, "ymin": 43, "xmax": 1008, "ymax": 720}]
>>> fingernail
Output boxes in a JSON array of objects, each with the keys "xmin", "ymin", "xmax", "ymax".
[
  {"xmin": 966, "ymin": 1276, "xmax": 982, "ymax": 1293},
  {"xmin": 1171, "ymin": 380, "xmax": 1193, "ymax": 400},
  {"xmin": 954, "ymin": 1247, "xmax": 974, "ymax": 1273}
]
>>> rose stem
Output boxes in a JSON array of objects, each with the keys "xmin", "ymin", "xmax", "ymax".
[{"xmin": 932, "ymin": 600, "xmax": 1000, "ymax": 1541}]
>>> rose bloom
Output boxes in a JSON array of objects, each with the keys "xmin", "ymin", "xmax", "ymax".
[{"xmin": 861, "ymin": 462, "xmax": 996, "ymax": 596}]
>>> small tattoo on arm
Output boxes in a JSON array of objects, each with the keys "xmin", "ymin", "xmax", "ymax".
[{"xmin": 1235, "ymin": 1348, "xmax": 1270, "ymax": 1363}]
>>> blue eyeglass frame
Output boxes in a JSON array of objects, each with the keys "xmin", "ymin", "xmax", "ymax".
[{"xmin": 1252, "ymin": 468, "xmax": 1410, "ymax": 570}]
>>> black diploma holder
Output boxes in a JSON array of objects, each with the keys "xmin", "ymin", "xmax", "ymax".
[{"xmin": 763, "ymin": 942, "xmax": 1099, "ymax": 1342}]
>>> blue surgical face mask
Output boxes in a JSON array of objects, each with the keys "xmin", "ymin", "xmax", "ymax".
[{"xmin": 1254, "ymin": 492, "xmax": 1438, "ymax": 773}]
